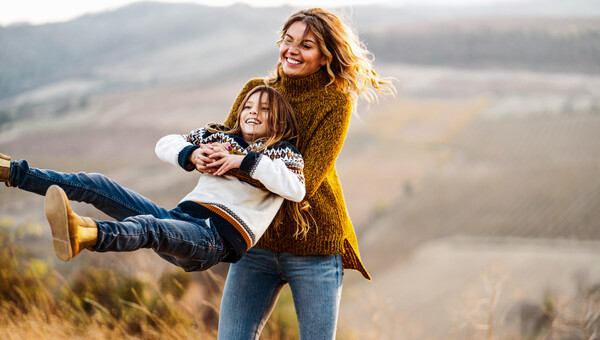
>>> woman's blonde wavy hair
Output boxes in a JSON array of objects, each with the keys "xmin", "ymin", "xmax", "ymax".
[{"xmin": 267, "ymin": 8, "xmax": 396, "ymax": 104}]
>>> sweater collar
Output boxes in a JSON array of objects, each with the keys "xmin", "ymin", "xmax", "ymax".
[{"xmin": 278, "ymin": 68, "xmax": 329, "ymax": 96}]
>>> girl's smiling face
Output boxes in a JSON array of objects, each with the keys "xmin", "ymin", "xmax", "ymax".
[
  {"xmin": 279, "ymin": 21, "xmax": 327, "ymax": 78},
  {"xmin": 240, "ymin": 91, "xmax": 270, "ymax": 143}
]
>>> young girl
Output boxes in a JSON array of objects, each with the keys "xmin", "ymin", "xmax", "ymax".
[{"xmin": 0, "ymin": 85, "xmax": 306, "ymax": 272}]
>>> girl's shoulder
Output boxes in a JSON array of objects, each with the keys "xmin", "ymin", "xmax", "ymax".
[
  {"xmin": 201, "ymin": 124, "xmax": 249, "ymax": 149},
  {"xmin": 270, "ymin": 140, "xmax": 300, "ymax": 153},
  {"xmin": 260, "ymin": 141, "xmax": 303, "ymax": 161}
]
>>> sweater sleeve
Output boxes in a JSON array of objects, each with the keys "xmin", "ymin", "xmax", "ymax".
[
  {"xmin": 238, "ymin": 145, "xmax": 305, "ymax": 202},
  {"xmin": 155, "ymin": 134, "xmax": 198, "ymax": 171},
  {"xmin": 302, "ymin": 94, "xmax": 353, "ymax": 198}
]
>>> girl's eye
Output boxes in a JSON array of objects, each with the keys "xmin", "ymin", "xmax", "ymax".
[
  {"xmin": 261, "ymin": 107, "xmax": 269, "ymax": 111},
  {"xmin": 302, "ymin": 44, "xmax": 312, "ymax": 49},
  {"xmin": 243, "ymin": 105, "xmax": 251, "ymax": 109}
]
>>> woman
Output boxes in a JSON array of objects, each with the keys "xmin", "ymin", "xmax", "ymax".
[{"xmin": 206, "ymin": 8, "xmax": 396, "ymax": 339}]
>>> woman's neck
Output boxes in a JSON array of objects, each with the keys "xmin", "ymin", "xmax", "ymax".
[{"xmin": 278, "ymin": 68, "xmax": 329, "ymax": 94}]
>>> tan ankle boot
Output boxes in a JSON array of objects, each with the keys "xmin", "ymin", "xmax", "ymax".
[
  {"xmin": 0, "ymin": 153, "xmax": 11, "ymax": 186},
  {"xmin": 45, "ymin": 185, "xmax": 97, "ymax": 262}
]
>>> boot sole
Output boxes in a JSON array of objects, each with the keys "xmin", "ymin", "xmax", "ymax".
[
  {"xmin": 45, "ymin": 185, "xmax": 72, "ymax": 262},
  {"xmin": 0, "ymin": 156, "xmax": 10, "ymax": 185}
]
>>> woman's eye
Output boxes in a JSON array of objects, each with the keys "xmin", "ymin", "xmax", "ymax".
[{"xmin": 302, "ymin": 44, "xmax": 312, "ymax": 49}]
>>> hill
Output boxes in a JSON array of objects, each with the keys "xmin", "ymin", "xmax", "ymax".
[
  {"xmin": 1, "ymin": 1, "xmax": 600, "ymax": 107},
  {"xmin": 1, "ymin": 2, "xmax": 600, "ymax": 338}
]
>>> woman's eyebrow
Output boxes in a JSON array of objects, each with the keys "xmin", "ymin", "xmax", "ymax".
[{"xmin": 285, "ymin": 33, "xmax": 316, "ymax": 45}]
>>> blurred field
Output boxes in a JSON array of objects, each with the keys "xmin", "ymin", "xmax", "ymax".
[
  {"xmin": 1, "ymin": 62, "xmax": 599, "ymax": 338},
  {"xmin": 1, "ymin": 2, "xmax": 600, "ymax": 338},
  {"xmin": 338, "ymin": 64, "xmax": 600, "ymax": 339}
]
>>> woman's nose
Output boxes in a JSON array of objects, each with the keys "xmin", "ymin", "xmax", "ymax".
[{"xmin": 287, "ymin": 44, "xmax": 300, "ymax": 54}]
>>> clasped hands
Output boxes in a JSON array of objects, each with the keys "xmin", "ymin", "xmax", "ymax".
[{"xmin": 190, "ymin": 143, "xmax": 244, "ymax": 176}]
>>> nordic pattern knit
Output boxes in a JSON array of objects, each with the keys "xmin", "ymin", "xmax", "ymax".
[
  {"xmin": 155, "ymin": 125, "xmax": 305, "ymax": 262},
  {"xmin": 224, "ymin": 70, "xmax": 371, "ymax": 280}
]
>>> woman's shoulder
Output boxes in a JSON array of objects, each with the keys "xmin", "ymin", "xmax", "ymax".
[
  {"xmin": 240, "ymin": 78, "xmax": 267, "ymax": 93},
  {"xmin": 305, "ymin": 85, "xmax": 352, "ymax": 118},
  {"xmin": 324, "ymin": 86, "xmax": 350, "ymax": 106}
]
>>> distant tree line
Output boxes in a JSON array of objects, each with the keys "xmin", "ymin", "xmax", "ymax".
[{"xmin": 363, "ymin": 28, "xmax": 600, "ymax": 74}]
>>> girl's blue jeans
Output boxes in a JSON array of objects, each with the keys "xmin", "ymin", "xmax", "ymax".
[
  {"xmin": 9, "ymin": 159, "xmax": 228, "ymax": 271},
  {"xmin": 218, "ymin": 247, "xmax": 343, "ymax": 340}
]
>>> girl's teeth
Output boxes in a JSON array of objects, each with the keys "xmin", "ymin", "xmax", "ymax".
[{"xmin": 287, "ymin": 58, "xmax": 301, "ymax": 65}]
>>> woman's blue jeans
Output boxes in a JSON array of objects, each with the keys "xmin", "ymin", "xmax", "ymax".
[
  {"xmin": 218, "ymin": 247, "xmax": 343, "ymax": 340},
  {"xmin": 9, "ymin": 160, "xmax": 227, "ymax": 271}
]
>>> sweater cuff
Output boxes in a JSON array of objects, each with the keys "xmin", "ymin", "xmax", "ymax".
[
  {"xmin": 178, "ymin": 145, "xmax": 199, "ymax": 171},
  {"xmin": 239, "ymin": 151, "xmax": 261, "ymax": 177}
]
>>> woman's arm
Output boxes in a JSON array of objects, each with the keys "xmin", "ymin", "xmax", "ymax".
[{"xmin": 301, "ymin": 95, "xmax": 353, "ymax": 198}]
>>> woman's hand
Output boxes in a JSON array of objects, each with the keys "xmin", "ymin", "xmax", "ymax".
[
  {"xmin": 207, "ymin": 152, "xmax": 244, "ymax": 176},
  {"xmin": 191, "ymin": 143, "xmax": 231, "ymax": 173}
]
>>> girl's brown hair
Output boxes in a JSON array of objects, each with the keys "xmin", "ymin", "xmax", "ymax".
[
  {"xmin": 268, "ymin": 8, "xmax": 396, "ymax": 105},
  {"xmin": 223, "ymin": 85, "xmax": 299, "ymax": 151},
  {"xmin": 216, "ymin": 85, "xmax": 312, "ymax": 238}
]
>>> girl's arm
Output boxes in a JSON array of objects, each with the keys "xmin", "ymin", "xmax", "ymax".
[
  {"xmin": 155, "ymin": 127, "xmax": 233, "ymax": 172},
  {"xmin": 155, "ymin": 134, "xmax": 198, "ymax": 171},
  {"xmin": 209, "ymin": 144, "xmax": 305, "ymax": 202}
]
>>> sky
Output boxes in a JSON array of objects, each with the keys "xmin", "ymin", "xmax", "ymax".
[{"xmin": 0, "ymin": 0, "xmax": 510, "ymax": 26}]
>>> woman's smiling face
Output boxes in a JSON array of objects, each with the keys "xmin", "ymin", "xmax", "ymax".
[{"xmin": 279, "ymin": 21, "xmax": 327, "ymax": 78}]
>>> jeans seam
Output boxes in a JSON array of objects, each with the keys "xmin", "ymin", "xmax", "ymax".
[{"xmin": 27, "ymin": 170, "xmax": 145, "ymax": 216}]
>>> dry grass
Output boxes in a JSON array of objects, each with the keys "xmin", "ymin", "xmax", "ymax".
[{"xmin": 0, "ymin": 219, "xmax": 302, "ymax": 340}]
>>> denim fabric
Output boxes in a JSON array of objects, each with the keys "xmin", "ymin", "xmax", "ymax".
[
  {"xmin": 218, "ymin": 247, "xmax": 343, "ymax": 340},
  {"xmin": 9, "ymin": 160, "xmax": 228, "ymax": 271}
]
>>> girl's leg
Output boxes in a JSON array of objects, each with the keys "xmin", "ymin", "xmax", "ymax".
[
  {"xmin": 282, "ymin": 253, "xmax": 343, "ymax": 340},
  {"xmin": 95, "ymin": 213, "xmax": 227, "ymax": 272},
  {"xmin": 218, "ymin": 248, "xmax": 286, "ymax": 340},
  {"xmin": 9, "ymin": 159, "xmax": 167, "ymax": 220}
]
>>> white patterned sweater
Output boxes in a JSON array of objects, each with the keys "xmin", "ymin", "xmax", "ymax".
[{"xmin": 155, "ymin": 124, "xmax": 305, "ymax": 261}]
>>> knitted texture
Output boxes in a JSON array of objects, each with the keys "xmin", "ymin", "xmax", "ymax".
[
  {"xmin": 157, "ymin": 126, "xmax": 305, "ymax": 260},
  {"xmin": 224, "ymin": 70, "xmax": 371, "ymax": 280}
]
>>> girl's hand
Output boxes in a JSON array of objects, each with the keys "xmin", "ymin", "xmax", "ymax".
[
  {"xmin": 190, "ymin": 145, "xmax": 214, "ymax": 173},
  {"xmin": 207, "ymin": 152, "xmax": 244, "ymax": 176},
  {"xmin": 190, "ymin": 143, "xmax": 231, "ymax": 173}
]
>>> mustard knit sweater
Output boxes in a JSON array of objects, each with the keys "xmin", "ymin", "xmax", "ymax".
[{"xmin": 224, "ymin": 69, "xmax": 371, "ymax": 280}]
